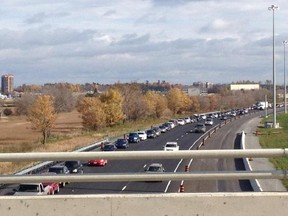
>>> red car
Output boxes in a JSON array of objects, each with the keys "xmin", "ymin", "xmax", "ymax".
[
  {"xmin": 88, "ymin": 159, "xmax": 108, "ymax": 166},
  {"xmin": 41, "ymin": 172, "xmax": 60, "ymax": 195}
]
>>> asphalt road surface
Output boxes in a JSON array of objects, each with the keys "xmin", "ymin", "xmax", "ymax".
[{"xmin": 59, "ymin": 113, "xmax": 258, "ymax": 195}]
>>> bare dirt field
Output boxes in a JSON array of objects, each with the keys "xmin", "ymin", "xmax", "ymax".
[{"xmin": 0, "ymin": 111, "xmax": 103, "ymax": 174}]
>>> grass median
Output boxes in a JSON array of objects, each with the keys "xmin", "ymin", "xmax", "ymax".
[{"xmin": 257, "ymin": 113, "xmax": 288, "ymax": 189}]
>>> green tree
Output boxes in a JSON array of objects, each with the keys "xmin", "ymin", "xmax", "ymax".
[
  {"xmin": 27, "ymin": 95, "xmax": 57, "ymax": 144},
  {"xmin": 76, "ymin": 97, "xmax": 106, "ymax": 130}
]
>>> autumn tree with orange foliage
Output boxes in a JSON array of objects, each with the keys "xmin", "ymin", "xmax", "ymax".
[
  {"xmin": 100, "ymin": 88, "xmax": 125, "ymax": 126},
  {"xmin": 27, "ymin": 95, "xmax": 57, "ymax": 144},
  {"xmin": 144, "ymin": 91, "xmax": 167, "ymax": 118},
  {"xmin": 76, "ymin": 97, "xmax": 106, "ymax": 130},
  {"xmin": 167, "ymin": 88, "xmax": 191, "ymax": 114}
]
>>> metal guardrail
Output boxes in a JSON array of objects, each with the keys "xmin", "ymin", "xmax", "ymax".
[
  {"xmin": 13, "ymin": 139, "xmax": 108, "ymax": 176},
  {"xmin": 0, "ymin": 149, "xmax": 287, "ymax": 184},
  {"xmin": 1, "ymin": 149, "xmax": 287, "ymax": 162},
  {"xmin": 0, "ymin": 170, "xmax": 287, "ymax": 184}
]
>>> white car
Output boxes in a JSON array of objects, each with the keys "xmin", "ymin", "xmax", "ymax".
[
  {"xmin": 177, "ymin": 119, "xmax": 185, "ymax": 125},
  {"xmin": 137, "ymin": 131, "xmax": 147, "ymax": 140},
  {"xmin": 199, "ymin": 114, "xmax": 206, "ymax": 120},
  {"xmin": 184, "ymin": 117, "xmax": 191, "ymax": 124},
  {"xmin": 163, "ymin": 142, "xmax": 179, "ymax": 151},
  {"xmin": 205, "ymin": 118, "xmax": 213, "ymax": 125},
  {"xmin": 13, "ymin": 183, "xmax": 50, "ymax": 196}
]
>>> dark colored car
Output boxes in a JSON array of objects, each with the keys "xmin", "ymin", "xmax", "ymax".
[
  {"xmin": 159, "ymin": 125, "xmax": 167, "ymax": 133},
  {"xmin": 102, "ymin": 144, "xmax": 117, "ymax": 151},
  {"xmin": 64, "ymin": 160, "xmax": 84, "ymax": 174},
  {"xmin": 152, "ymin": 127, "xmax": 161, "ymax": 136},
  {"xmin": 194, "ymin": 123, "xmax": 206, "ymax": 133},
  {"xmin": 48, "ymin": 165, "xmax": 70, "ymax": 187},
  {"xmin": 128, "ymin": 132, "xmax": 140, "ymax": 143},
  {"xmin": 115, "ymin": 138, "xmax": 129, "ymax": 149},
  {"xmin": 146, "ymin": 129, "xmax": 157, "ymax": 138}
]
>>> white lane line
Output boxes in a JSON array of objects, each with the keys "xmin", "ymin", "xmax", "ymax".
[{"xmin": 164, "ymin": 158, "xmax": 183, "ymax": 193}]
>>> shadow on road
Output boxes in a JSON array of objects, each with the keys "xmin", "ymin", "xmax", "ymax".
[{"xmin": 234, "ymin": 133, "xmax": 253, "ymax": 191}]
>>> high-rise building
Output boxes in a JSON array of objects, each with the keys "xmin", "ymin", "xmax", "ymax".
[{"xmin": 1, "ymin": 74, "xmax": 14, "ymax": 94}]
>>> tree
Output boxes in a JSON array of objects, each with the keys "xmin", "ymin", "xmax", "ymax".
[
  {"xmin": 100, "ymin": 88, "xmax": 125, "ymax": 126},
  {"xmin": 166, "ymin": 88, "xmax": 186, "ymax": 114},
  {"xmin": 144, "ymin": 91, "xmax": 168, "ymax": 118},
  {"xmin": 76, "ymin": 97, "xmax": 106, "ymax": 130},
  {"xmin": 114, "ymin": 83, "xmax": 146, "ymax": 120},
  {"xmin": 27, "ymin": 95, "xmax": 57, "ymax": 144},
  {"xmin": 42, "ymin": 85, "xmax": 76, "ymax": 113},
  {"xmin": 14, "ymin": 94, "xmax": 37, "ymax": 115}
]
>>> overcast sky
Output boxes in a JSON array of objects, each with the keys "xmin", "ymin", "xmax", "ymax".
[{"xmin": 0, "ymin": 0, "xmax": 288, "ymax": 86}]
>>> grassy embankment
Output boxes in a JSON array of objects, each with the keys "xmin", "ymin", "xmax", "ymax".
[{"xmin": 257, "ymin": 113, "xmax": 288, "ymax": 189}]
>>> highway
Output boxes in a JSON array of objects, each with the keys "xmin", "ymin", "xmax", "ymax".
[
  {"xmin": 0, "ymin": 111, "xmax": 261, "ymax": 196},
  {"xmin": 57, "ymin": 113, "xmax": 258, "ymax": 195}
]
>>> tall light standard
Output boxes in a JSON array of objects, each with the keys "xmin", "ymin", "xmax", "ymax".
[
  {"xmin": 268, "ymin": 5, "xmax": 279, "ymax": 128},
  {"xmin": 283, "ymin": 40, "xmax": 288, "ymax": 114}
]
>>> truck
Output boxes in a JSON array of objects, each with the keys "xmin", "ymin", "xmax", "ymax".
[
  {"xmin": 13, "ymin": 183, "xmax": 50, "ymax": 196},
  {"xmin": 256, "ymin": 101, "xmax": 268, "ymax": 110}
]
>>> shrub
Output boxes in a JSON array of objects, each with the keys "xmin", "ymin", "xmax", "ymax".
[{"xmin": 3, "ymin": 108, "xmax": 13, "ymax": 116}]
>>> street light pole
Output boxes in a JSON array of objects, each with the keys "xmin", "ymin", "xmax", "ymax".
[
  {"xmin": 268, "ymin": 5, "xmax": 279, "ymax": 128},
  {"xmin": 283, "ymin": 40, "xmax": 288, "ymax": 114}
]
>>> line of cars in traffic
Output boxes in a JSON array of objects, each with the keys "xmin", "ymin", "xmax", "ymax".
[{"xmin": 13, "ymin": 109, "xmax": 254, "ymax": 194}]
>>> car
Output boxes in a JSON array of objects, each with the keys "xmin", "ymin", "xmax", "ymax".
[
  {"xmin": 169, "ymin": 119, "xmax": 178, "ymax": 127},
  {"xmin": 13, "ymin": 183, "xmax": 50, "ymax": 196},
  {"xmin": 48, "ymin": 165, "xmax": 70, "ymax": 187},
  {"xmin": 64, "ymin": 160, "xmax": 84, "ymax": 174},
  {"xmin": 128, "ymin": 132, "xmax": 141, "ymax": 143},
  {"xmin": 184, "ymin": 117, "xmax": 191, "ymax": 124},
  {"xmin": 159, "ymin": 125, "xmax": 167, "ymax": 133},
  {"xmin": 145, "ymin": 163, "xmax": 165, "ymax": 182},
  {"xmin": 163, "ymin": 142, "xmax": 179, "ymax": 151},
  {"xmin": 177, "ymin": 119, "xmax": 185, "ymax": 125},
  {"xmin": 204, "ymin": 118, "xmax": 213, "ymax": 126},
  {"xmin": 145, "ymin": 163, "xmax": 165, "ymax": 173},
  {"xmin": 146, "ymin": 129, "xmax": 157, "ymax": 138},
  {"xmin": 87, "ymin": 159, "xmax": 108, "ymax": 166},
  {"xmin": 115, "ymin": 138, "xmax": 129, "ymax": 149},
  {"xmin": 199, "ymin": 114, "xmax": 207, "ymax": 121},
  {"xmin": 167, "ymin": 121, "xmax": 175, "ymax": 128},
  {"xmin": 152, "ymin": 127, "xmax": 161, "ymax": 136},
  {"xmin": 194, "ymin": 123, "xmax": 206, "ymax": 133},
  {"xmin": 137, "ymin": 131, "xmax": 147, "ymax": 141},
  {"xmin": 220, "ymin": 115, "xmax": 228, "ymax": 120},
  {"xmin": 162, "ymin": 122, "xmax": 172, "ymax": 130},
  {"xmin": 102, "ymin": 143, "xmax": 117, "ymax": 151},
  {"xmin": 41, "ymin": 172, "xmax": 60, "ymax": 195}
]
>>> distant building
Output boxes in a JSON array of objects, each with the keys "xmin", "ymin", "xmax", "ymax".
[
  {"xmin": 230, "ymin": 83, "xmax": 260, "ymax": 91},
  {"xmin": 184, "ymin": 87, "xmax": 207, "ymax": 96},
  {"xmin": 1, "ymin": 74, "xmax": 14, "ymax": 94}
]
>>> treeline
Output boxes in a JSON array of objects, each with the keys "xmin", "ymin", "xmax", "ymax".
[{"xmin": 9, "ymin": 82, "xmax": 271, "ymax": 143}]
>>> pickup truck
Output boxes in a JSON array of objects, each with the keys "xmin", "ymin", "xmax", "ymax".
[
  {"xmin": 13, "ymin": 183, "xmax": 50, "ymax": 196},
  {"xmin": 163, "ymin": 142, "xmax": 179, "ymax": 151}
]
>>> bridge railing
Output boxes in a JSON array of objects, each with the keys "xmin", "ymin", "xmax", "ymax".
[{"xmin": 1, "ymin": 148, "xmax": 288, "ymax": 184}]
